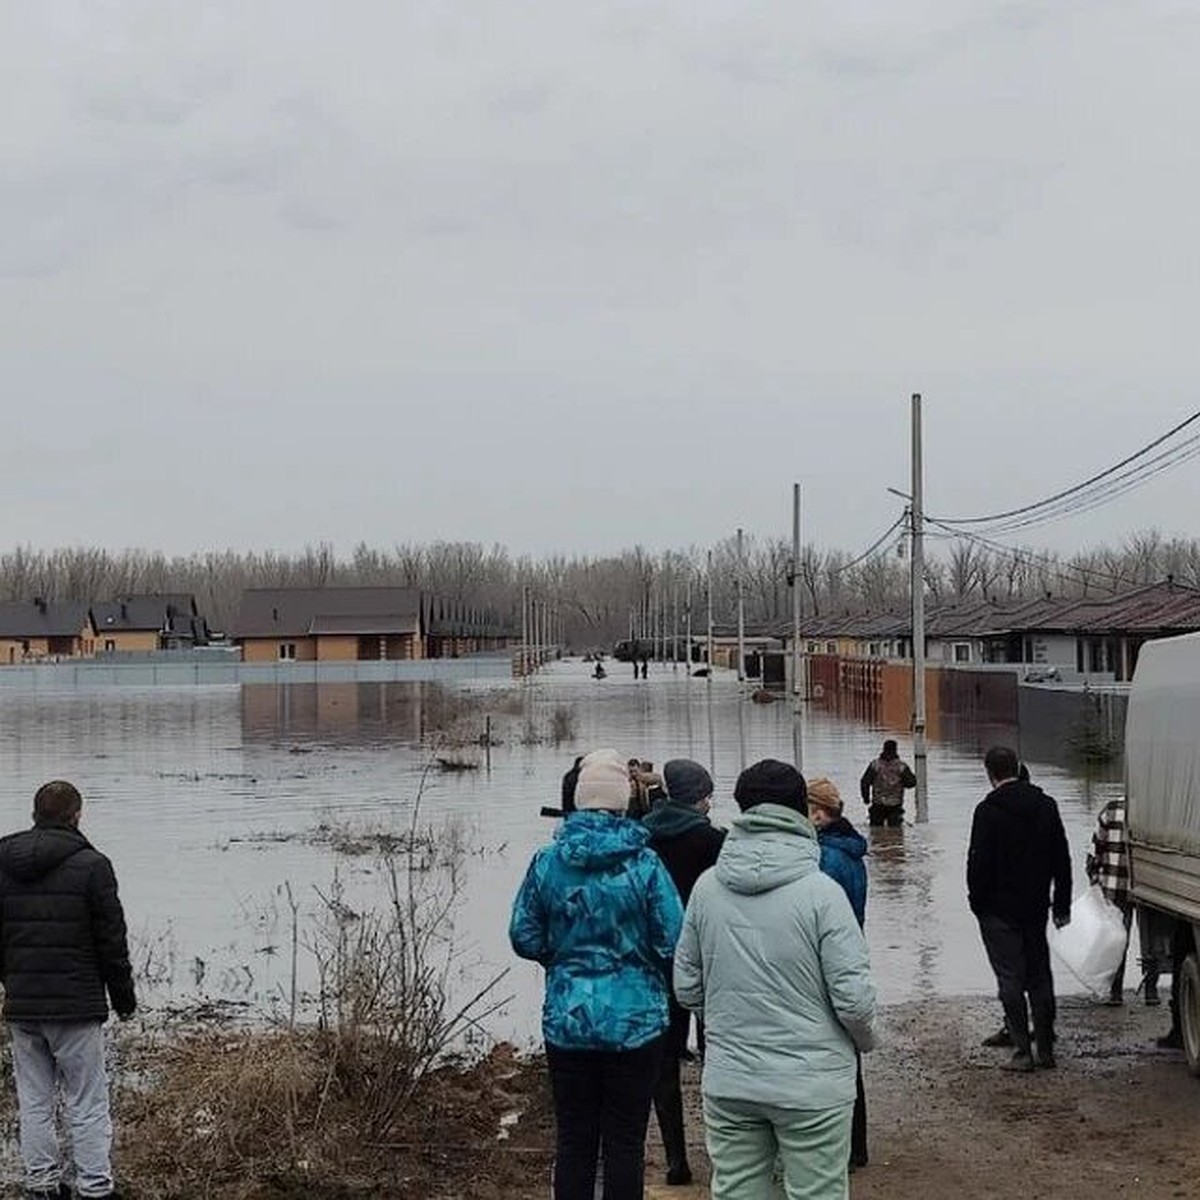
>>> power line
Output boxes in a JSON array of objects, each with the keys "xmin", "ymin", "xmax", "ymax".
[
  {"xmin": 960, "ymin": 432, "xmax": 1200, "ymax": 536},
  {"xmin": 931, "ymin": 408, "xmax": 1200, "ymax": 527},
  {"xmin": 829, "ymin": 513, "xmax": 908, "ymax": 575},
  {"xmin": 925, "ymin": 518, "xmax": 1134, "ymax": 590}
]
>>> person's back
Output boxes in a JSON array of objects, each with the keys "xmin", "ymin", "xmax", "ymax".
[
  {"xmin": 683, "ymin": 808, "xmax": 873, "ymax": 1104},
  {"xmin": 860, "ymin": 739, "xmax": 916, "ymax": 827},
  {"xmin": 968, "ymin": 777, "xmax": 1071, "ymax": 925},
  {"xmin": 0, "ymin": 780, "xmax": 135, "ymax": 1200},
  {"xmin": 675, "ymin": 760, "xmax": 875, "ymax": 1200}
]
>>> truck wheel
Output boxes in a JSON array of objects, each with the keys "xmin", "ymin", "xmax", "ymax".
[{"xmin": 1181, "ymin": 952, "xmax": 1200, "ymax": 1078}]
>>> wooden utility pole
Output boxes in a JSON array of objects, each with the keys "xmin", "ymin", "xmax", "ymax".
[{"xmin": 912, "ymin": 393, "xmax": 928, "ymax": 822}]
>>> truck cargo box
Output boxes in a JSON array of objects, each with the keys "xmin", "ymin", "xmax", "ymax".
[{"xmin": 1126, "ymin": 631, "xmax": 1200, "ymax": 921}]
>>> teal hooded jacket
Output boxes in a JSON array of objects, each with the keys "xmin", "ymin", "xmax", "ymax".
[
  {"xmin": 510, "ymin": 811, "xmax": 683, "ymax": 1052},
  {"xmin": 674, "ymin": 803, "xmax": 876, "ymax": 1109}
]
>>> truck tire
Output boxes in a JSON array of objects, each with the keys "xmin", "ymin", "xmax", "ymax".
[{"xmin": 1181, "ymin": 952, "xmax": 1200, "ymax": 1078}]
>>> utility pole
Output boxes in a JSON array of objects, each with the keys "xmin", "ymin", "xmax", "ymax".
[
  {"xmin": 520, "ymin": 584, "xmax": 530, "ymax": 680},
  {"xmin": 791, "ymin": 483, "xmax": 803, "ymax": 704},
  {"xmin": 912, "ymin": 393, "xmax": 928, "ymax": 822},
  {"xmin": 685, "ymin": 573, "xmax": 693, "ymax": 675},
  {"xmin": 672, "ymin": 582, "xmax": 679, "ymax": 669},
  {"xmin": 706, "ymin": 550, "xmax": 714, "ymax": 681},
  {"xmin": 736, "ymin": 527, "xmax": 746, "ymax": 684}
]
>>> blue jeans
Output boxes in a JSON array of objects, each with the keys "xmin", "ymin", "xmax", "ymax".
[
  {"xmin": 10, "ymin": 1020, "xmax": 114, "ymax": 1198},
  {"xmin": 545, "ymin": 1036, "xmax": 664, "ymax": 1200}
]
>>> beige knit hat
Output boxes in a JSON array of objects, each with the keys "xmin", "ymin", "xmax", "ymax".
[
  {"xmin": 806, "ymin": 777, "xmax": 843, "ymax": 815},
  {"xmin": 574, "ymin": 748, "xmax": 632, "ymax": 811}
]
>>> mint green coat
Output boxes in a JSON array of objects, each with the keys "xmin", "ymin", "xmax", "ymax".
[{"xmin": 674, "ymin": 804, "xmax": 876, "ymax": 1110}]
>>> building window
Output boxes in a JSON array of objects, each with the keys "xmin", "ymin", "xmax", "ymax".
[
  {"xmin": 953, "ymin": 643, "xmax": 971, "ymax": 664},
  {"xmin": 868, "ymin": 642, "xmax": 880, "ymax": 658},
  {"xmin": 279, "ymin": 643, "xmax": 297, "ymax": 661},
  {"xmin": 826, "ymin": 641, "xmax": 837, "ymax": 654},
  {"xmin": 806, "ymin": 640, "xmax": 818, "ymax": 654},
  {"xmin": 104, "ymin": 639, "xmax": 115, "ymax": 653}
]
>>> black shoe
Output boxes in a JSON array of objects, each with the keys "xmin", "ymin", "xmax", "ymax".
[
  {"xmin": 666, "ymin": 1165, "xmax": 693, "ymax": 1186},
  {"xmin": 1157, "ymin": 1028, "xmax": 1184, "ymax": 1049},
  {"xmin": 850, "ymin": 1151, "xmax": 869, "ymax": 1169},
  {"xmin": 1001, "ymin": 1051, "xmax": 1035, "ymax": 1073},
  {"xmin": 1034, "ymin": 1052, "xmax": 1057, "ymax": 1070},
  {"xmin": 981, "ymin": 1026, "xmax": 1013, "ymax": 1048}
]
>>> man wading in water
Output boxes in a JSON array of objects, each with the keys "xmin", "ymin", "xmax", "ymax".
[{"xmin": 859, "ymin": 740, "xmax": 916, "ymax": 828}]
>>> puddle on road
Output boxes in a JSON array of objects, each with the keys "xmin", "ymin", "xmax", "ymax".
[{"xmin": 0, "ymin": 662, "xmax": 1121, "ymax": 1040}]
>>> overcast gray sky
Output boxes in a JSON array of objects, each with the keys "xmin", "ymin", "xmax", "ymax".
[{"xmin": 3, "ymin": 1, "xmax": 1199, "ymax": 561}]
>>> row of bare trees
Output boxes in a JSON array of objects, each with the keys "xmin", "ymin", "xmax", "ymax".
[{"xmin": 2, "ymin": 530, "xmax": 1197, "ymax": 649}]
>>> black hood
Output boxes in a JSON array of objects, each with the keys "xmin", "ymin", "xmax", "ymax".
[
  {"xmin": 982, "ymin": 779, "xmax": 1047, "ymax": 822},
  {"xmin": 0, "ymin": 826, "xmax": 90, "ymax": 883}
]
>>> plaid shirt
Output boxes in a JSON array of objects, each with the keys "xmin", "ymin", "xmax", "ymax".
[{"xmin": 1086, "ymin": 797, "xmax": 1130, "ymax": 905}]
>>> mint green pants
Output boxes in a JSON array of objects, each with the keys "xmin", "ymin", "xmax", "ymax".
[{"xmin": 702, "ymin": 1094, "xmax": 852, "ymax": 1200}]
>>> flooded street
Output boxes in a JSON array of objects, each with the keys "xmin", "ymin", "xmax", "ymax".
[{"xmin": 0, "ymin": 659, "xmax": 1122, "ymax": 1040}]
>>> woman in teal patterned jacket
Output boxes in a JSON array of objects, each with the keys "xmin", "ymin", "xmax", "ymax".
[{"xmin": 510, "ymin": 748, "xmax": 683, "ymax": 1200}]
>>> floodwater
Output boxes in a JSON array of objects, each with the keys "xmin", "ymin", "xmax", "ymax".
[{"xmin": 0, "ymin": 660, "xmax": 1122, "ymax": 1042}]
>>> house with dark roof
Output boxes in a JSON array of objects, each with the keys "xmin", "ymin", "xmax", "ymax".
[
  {"xmin": 233, "ymin": 587, "xmax": 425, "ymax": 662},
  {"xmin": 784, "ymin": 579, "xmax": 1200, "ymax": 683},
  {"xmin": 0, "ymin": 599, "xmax": 96, "ymax": 663},
  {"xmin": 92, "ymin": 594, "xmax": 208, "ymax": 653}
]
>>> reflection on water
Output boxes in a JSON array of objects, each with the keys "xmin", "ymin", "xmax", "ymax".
[{"xmin": 0, "ymin": 663, "xmax": 1122, "ymax": 1040}]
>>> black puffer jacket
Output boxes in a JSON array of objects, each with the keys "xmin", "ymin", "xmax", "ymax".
[
  {"xmin": 0, "ymin": 823, "xmax": 136, "ymax": 1022},
  {"xmin": 967, "ymin": 780, "xmax": 1072, "ymax": 926}
]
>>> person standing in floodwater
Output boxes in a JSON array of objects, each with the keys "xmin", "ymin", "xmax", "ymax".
[
  {"xmin": 510, "ymin": 749, "xmax": 682, "ymax": 1200},
  {"xmin": 859, "ymin": 739, "xmax": 916, "ymax": 828},
  {"xmin": 0, "ymin": 780, "xmax": 137, "ymax": 1200}
]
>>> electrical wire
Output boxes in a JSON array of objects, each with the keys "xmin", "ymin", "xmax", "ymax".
[
  {"xmin": 925, "ymin": 518, "xmax": 1134, "ymax": 591},
  {"xmin": 828, "ymin": 514, "xmax": 908, "ymax": 575},
  {"xmin": 954, "ymin": 433, "xmax": 1200, "ymax": 537},
  {"xmin": 931, "ymin": 408, "xmax": 1200, "ymax": 528}
]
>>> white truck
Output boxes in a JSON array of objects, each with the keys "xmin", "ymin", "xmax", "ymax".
[{"xmin": 1126, "ymin": 631, "xmax": 1200, "ymax": 1074}]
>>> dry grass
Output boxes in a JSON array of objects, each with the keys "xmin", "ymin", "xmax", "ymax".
[{"xmin": 116, "ymin": 1033, "xmax": 551, "ymax": 1199}]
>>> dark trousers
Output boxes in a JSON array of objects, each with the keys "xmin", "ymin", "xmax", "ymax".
[
  {"xmin": 1110, "ymin": 901, "xmax": 1134, "ymax": 998},
  {"xmin": 979, "ymin": 914, "xmax": 1055, "ymax": 1057},
  {"xmin": 652, "ymin": 1004, "xmax": 691, "ymax": 1177},
  {"xmin": 868, "ymin": 803, "xmax": 904, "ymax": 827},
  {"xmin": 546, "ymin": 1036, "xmax": 664, "ymax": 1200},
  {"xmin": 851, "ymin": 1050, "xmax": 868, "ymax": 1165}
]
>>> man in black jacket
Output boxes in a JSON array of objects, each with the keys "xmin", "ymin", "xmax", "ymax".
[
  {"xmin": 643, "ymin": 759, "xmax": 725, "ymax": 1186},
  {"xmin": 968, "ymin": 747, "xmax": 1071, "ymax": 1073},
  {"xmin": 0, "ymin": 780, "xmax": 136, "ymax": 1200}
]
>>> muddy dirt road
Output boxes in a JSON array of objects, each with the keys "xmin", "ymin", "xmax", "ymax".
[{"xmin": 504, "ymin": 994, "xmax": 1200, "ymax": 1200}]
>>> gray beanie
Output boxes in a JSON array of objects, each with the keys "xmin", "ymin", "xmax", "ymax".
[{"xmin": 663, "ymin": 759, "xmax": 714, "ymax": 807}]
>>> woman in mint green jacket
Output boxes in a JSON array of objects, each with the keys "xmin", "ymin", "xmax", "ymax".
[{"xmin": 674, "ymin": 760, "xmax": 876, "ymax": 1200}]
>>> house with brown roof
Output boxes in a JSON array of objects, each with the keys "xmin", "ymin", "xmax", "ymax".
[
  {"xmin": 233, "ymin": 587, "xmax": 427, "ymax": 662},
  {"xmin": 0, "ymin": 599, "xmax": 97, "ymax": 663},
  {"xmin": 92, "ymin": 594, "xmax": 208, "ymax": 653}
]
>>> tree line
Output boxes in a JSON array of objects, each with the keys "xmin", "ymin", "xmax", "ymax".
[{"xmin": 1, "ymin": 529, "xmax": 1197, "ymax": 648}]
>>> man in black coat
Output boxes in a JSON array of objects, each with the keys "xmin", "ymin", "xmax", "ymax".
[
  {"xmin": 643, "ymin": 759, "xmax": 725, "ymax": 1186},
  {"xmin": 0, "ymin": 780, "xmax": 136, "ymax": 1200},
  {"xmin": 968, "ymin": 747, "xmax": 1071, "ymax": 1072}
]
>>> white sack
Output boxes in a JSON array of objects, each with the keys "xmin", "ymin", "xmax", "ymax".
[{"xmin": 1048, "ymin": 885, "xmax": 1128, "ymax": 996}]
